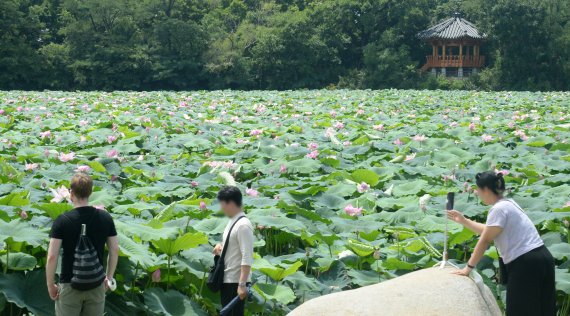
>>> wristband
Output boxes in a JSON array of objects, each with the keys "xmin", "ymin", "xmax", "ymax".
[
  {"xmin": 238, "ymin": 282, "xmax": 247, "ymax": 287},
  {"xmin": 467, "ymin": 264, "xmax": 475, "ymax": 270}
]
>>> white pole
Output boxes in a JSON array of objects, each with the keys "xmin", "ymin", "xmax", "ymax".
[{"xmin": 440, "ymin": 207, "xmax": 448, "ymax": 269}]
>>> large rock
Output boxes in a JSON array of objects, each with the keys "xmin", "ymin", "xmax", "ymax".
[{"xmin": 288, "ymin": 267, "xmax": 501, "ymax": 316}]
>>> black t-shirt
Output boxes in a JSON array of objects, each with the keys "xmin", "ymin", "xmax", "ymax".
[{"xmin": 49, "ymin": 206, "xmax": 117, "ymax": 283}]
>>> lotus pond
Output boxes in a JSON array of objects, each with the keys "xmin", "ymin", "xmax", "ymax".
[{"xmin": 0, "ymin": 90, "xmax": 569, "ymax": 315}]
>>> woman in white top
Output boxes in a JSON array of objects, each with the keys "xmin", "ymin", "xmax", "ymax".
[{"xmin": 448, "ymin": 171, "xmax": 556, "ymax": 316}]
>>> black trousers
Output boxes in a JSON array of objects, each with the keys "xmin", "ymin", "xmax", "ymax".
[
  {"xmin": 221, "ymin": 283, "xmax": 245, "ymax": 316},
  {"xmin": 506, "ymin": 245, "xmax": 556, "ymax": 316}
]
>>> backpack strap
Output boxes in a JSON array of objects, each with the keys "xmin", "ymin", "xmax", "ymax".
[
  {"xmin": 61, "ymin": 207, "xmax": 99, "ymax": 235},
  {"xmin": 219, "ymin": 216, "xmax": 245, "ymax": 261}
]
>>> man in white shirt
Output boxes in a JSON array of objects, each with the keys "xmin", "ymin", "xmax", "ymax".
[{"xmin": 213, "ymin": 186, "xmax": 254, "ymax": 316}]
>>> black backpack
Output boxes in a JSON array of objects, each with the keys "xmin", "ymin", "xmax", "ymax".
[
  {"xmin": 207, "ymin": 216, "xmax": 244, "ymax": 292},
  {"xmin": 64, "ymin": 209, "xmax": 106, "ymax": 291}
]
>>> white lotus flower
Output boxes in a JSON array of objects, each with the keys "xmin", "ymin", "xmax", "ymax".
[
  {"xmin": 385, "ymin": 184, "xmax": 394, "ymax": 196},
  {"xmin": 50, "ymin": 186, "xmax": 71, "ymax": 203},
  {"xmin": 419, "ymin": 194, "xmax": 431, "ymax": 211},
  {"xmin": 338, "ymin": 250, "xmax": 355, "ymax": 259}
]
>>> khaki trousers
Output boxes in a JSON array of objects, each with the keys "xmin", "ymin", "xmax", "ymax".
[{"xmin": 55, "ymin": 283, "xmax": 105, "ymax": 316}]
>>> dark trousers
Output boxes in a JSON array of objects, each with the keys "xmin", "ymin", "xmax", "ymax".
[
  {"xmin": 221, "ymin": 283, "xmax": 245, "ymax": 316},
  {"xmin": 506, "ymin": 245, "xmax": 556, "ymax": 316}
]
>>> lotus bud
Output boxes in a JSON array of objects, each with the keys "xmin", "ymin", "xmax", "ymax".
[
  {"xmin": 563, "ymin": 219, "xmax": 569, "ymax": 228},
  {"xmin": 152, "ymin": 269, "xmax": 161, "ymax": 282},
  {"xmin": 279, "ymin": 164, "xmax": 287, "ymax": 174},
  {"xmin": 373, "ymin": 249, "xmax": 381, "ymax": 260},
  {"xmin": 20, "ymin": 210, "xmax": 28, "ymax": 220},
  {"xmin": 199, "ymin": 201, "xmax": 207, "ymax": 210},
  {"xmin": 191, "ymin": 181, "xmax": 199, "ymax": 187}
]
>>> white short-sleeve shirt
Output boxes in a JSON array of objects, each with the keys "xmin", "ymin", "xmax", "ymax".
[
  {"xmin": 486, "ymin": 199, "xmax": 543, "ymax": 264},
  {"xmin": 221, "ymin": 212, "xmax": 254, "ymax": 283}
]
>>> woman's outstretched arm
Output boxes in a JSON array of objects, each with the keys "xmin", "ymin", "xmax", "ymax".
[
  {"xmin": 452, "ymin": 225, "xmax": 503, "ymax": 276},
  {"xmin": 447, "ymin": 210, "xmax": 486, "ymax": 235}
]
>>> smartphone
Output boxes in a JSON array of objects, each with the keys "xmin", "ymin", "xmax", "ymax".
[{"xmin": 446, "ymin": 192, "xmax": 455, "ymax": 210}]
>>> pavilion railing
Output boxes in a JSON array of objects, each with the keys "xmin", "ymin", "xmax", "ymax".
[{"xmin": 423, "ymin": 55, "xmax": 485, "ymax": 68}]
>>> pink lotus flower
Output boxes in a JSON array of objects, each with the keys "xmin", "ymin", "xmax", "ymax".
[
  {"xmin": 450, "ymin": 122, "xmax": 459, "ymax": 127},
  {"xmin": 413, "ymin": 134, "xmax": 427, "ymax": 142},
  {"xmin": 344, "ymin": 204, "xmax": 363, "ymax": 217},
  {"xmin": 279, "ymin": 164, "xmax": 287, "ymax": 174},
  {"xmin": 79, "ymin": 120, "xmax": 89, "ymax": 126},
  {"xmin": 469, "ymin": 122, "xmax": 476, "ymax": 131},
  {"xmin": 25, "ymin": 163, "xmax": 38, "ymax": 171},
  {"xmin": 59, "ymin": 152, "xmax": 75, "ymax": 162},
  {"xmin": 0, "ymin": 109, "xmax": 4, "ymax": 115},
  {"xmin": 199, "ymin": 201, "xmax": 207, "ymax": 210},
  {"xmin": 373, "ymin": 124, "xmax": 385, "ymax": 131},
  {"xmin": 306, "ymin": 150, "xmax": 319, "ymax": 159},
  {"xmin": 107, "ymin": 135, "xmax": 117, "ymax": 144},
  {"xmin": 44, "ymin": 149, "xmax": 50, "ymax": 158},
  {"xmin": 20, "ymin": 210, "xmax": 28, "ymax": 220},
  {"xmin": 495, "ymin": 169, "xmax": 510, "ymax": 176},
  {"xmin": 481, "ymin": 134, "xmax": 493, "ymax": 142},
  {"xmin": 152, "ymin": 269, "xmax": 161, "ymax": 282},
  {"xmin": 40, "ymin": 130, "xmax": 52, "ymax": 139},
  {"xmin": 564, "ymin": 201, "xmax": 570, "ymax": 208},
  {"xmin": 246, "ymin": 188, "xmax": 259, "ymax": 197},
  {"xmin": 442, "ymin": 174, "xmax": 456, "ymax": 182},
  {"xmin": 343, "ymin": 141, "xmax": 352, "ymax": 146},
  {"xmin": 308, "ymin": 142, "xmax": 318, "ymax": 150},
  {"xmin": 190, "ymin": 181, "xmax": 199, "ymax": 187},
  {"xmin": 106, "ymin": 149, "xmax": 119, "ymax": 158},
  {"xmin": 405, "ymin": 153, "xmax": 416, "ymax": 161},
  {"xmin": 50, "ymin": 186, "xmax": 71, "ymax": 203},
  {"xmin": 76, "ymin": 165, "xmax": 91, "ymax": 172},
  {"xmin": 250, "ymin": 129, "xmax": 263, "ymax": 136},
  {"xmin": 357, "ymin": 182, "xmax": 370, "ymax": 193},
  {"xmin": 330, "ymin": 110, "xmax": 337, "ymax": 117},
  {"xmin": 334, "ymin": 121, "xmax": 345, "ymax": 129},
  {"xmin": 393, "ymin": 139, "xmax": 403, "ymax": 146}
]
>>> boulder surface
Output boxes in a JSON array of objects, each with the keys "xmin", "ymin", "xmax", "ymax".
[{"xmin": 288, "ymin": 267, "xmax": 501, "ymax": 316}]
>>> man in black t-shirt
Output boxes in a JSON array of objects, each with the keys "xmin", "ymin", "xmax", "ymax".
[{"xmin": 46, "ymin": 173, "xmax": 119, "ymax": 316}]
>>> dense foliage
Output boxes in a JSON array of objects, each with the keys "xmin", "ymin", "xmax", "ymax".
[
  {"xmin": 0, "ymin": 90, "xmax": 569, "ymax": 315},
  {"xmin": 2, "ymin": 0, "xmax": 570, "ymax": 91}
]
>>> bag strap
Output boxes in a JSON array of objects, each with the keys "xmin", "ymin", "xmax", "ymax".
[
  {"xmin": 62, "ymin": 207, "xmax": 99, "ymax": 237},
  {"xmin": 494, "ymin": 199, "xmax": 524, "ymax": 259},
  {"xmin": 219, "ymin": 216, "xmax": 245, "ymax": 261},
  {"xmin": 502, "ymin": 199, "xmax": 525, "ymax": 213}
]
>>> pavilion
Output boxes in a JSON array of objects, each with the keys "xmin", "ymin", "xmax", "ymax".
[{"xmin": 417, "ymin": 13, "xmax": 486, "ymax": 77}]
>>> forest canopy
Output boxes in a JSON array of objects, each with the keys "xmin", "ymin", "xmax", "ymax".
[{"xmin": 1, "ymin": 0, "xmax": 570, "ymax": 91}]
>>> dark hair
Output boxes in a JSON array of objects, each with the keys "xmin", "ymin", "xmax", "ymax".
[
  {"xmin": 217, "ymin": 186, "xmax": 242, "ymax": 207},
  {"xmin": 475, "ymin": 171, "xmax": 505, "ymax": 195}
]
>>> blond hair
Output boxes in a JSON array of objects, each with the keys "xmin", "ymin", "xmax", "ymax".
[{"xmin": 70, "ymin": 172, "xmax": 93, "ymax": 199}]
